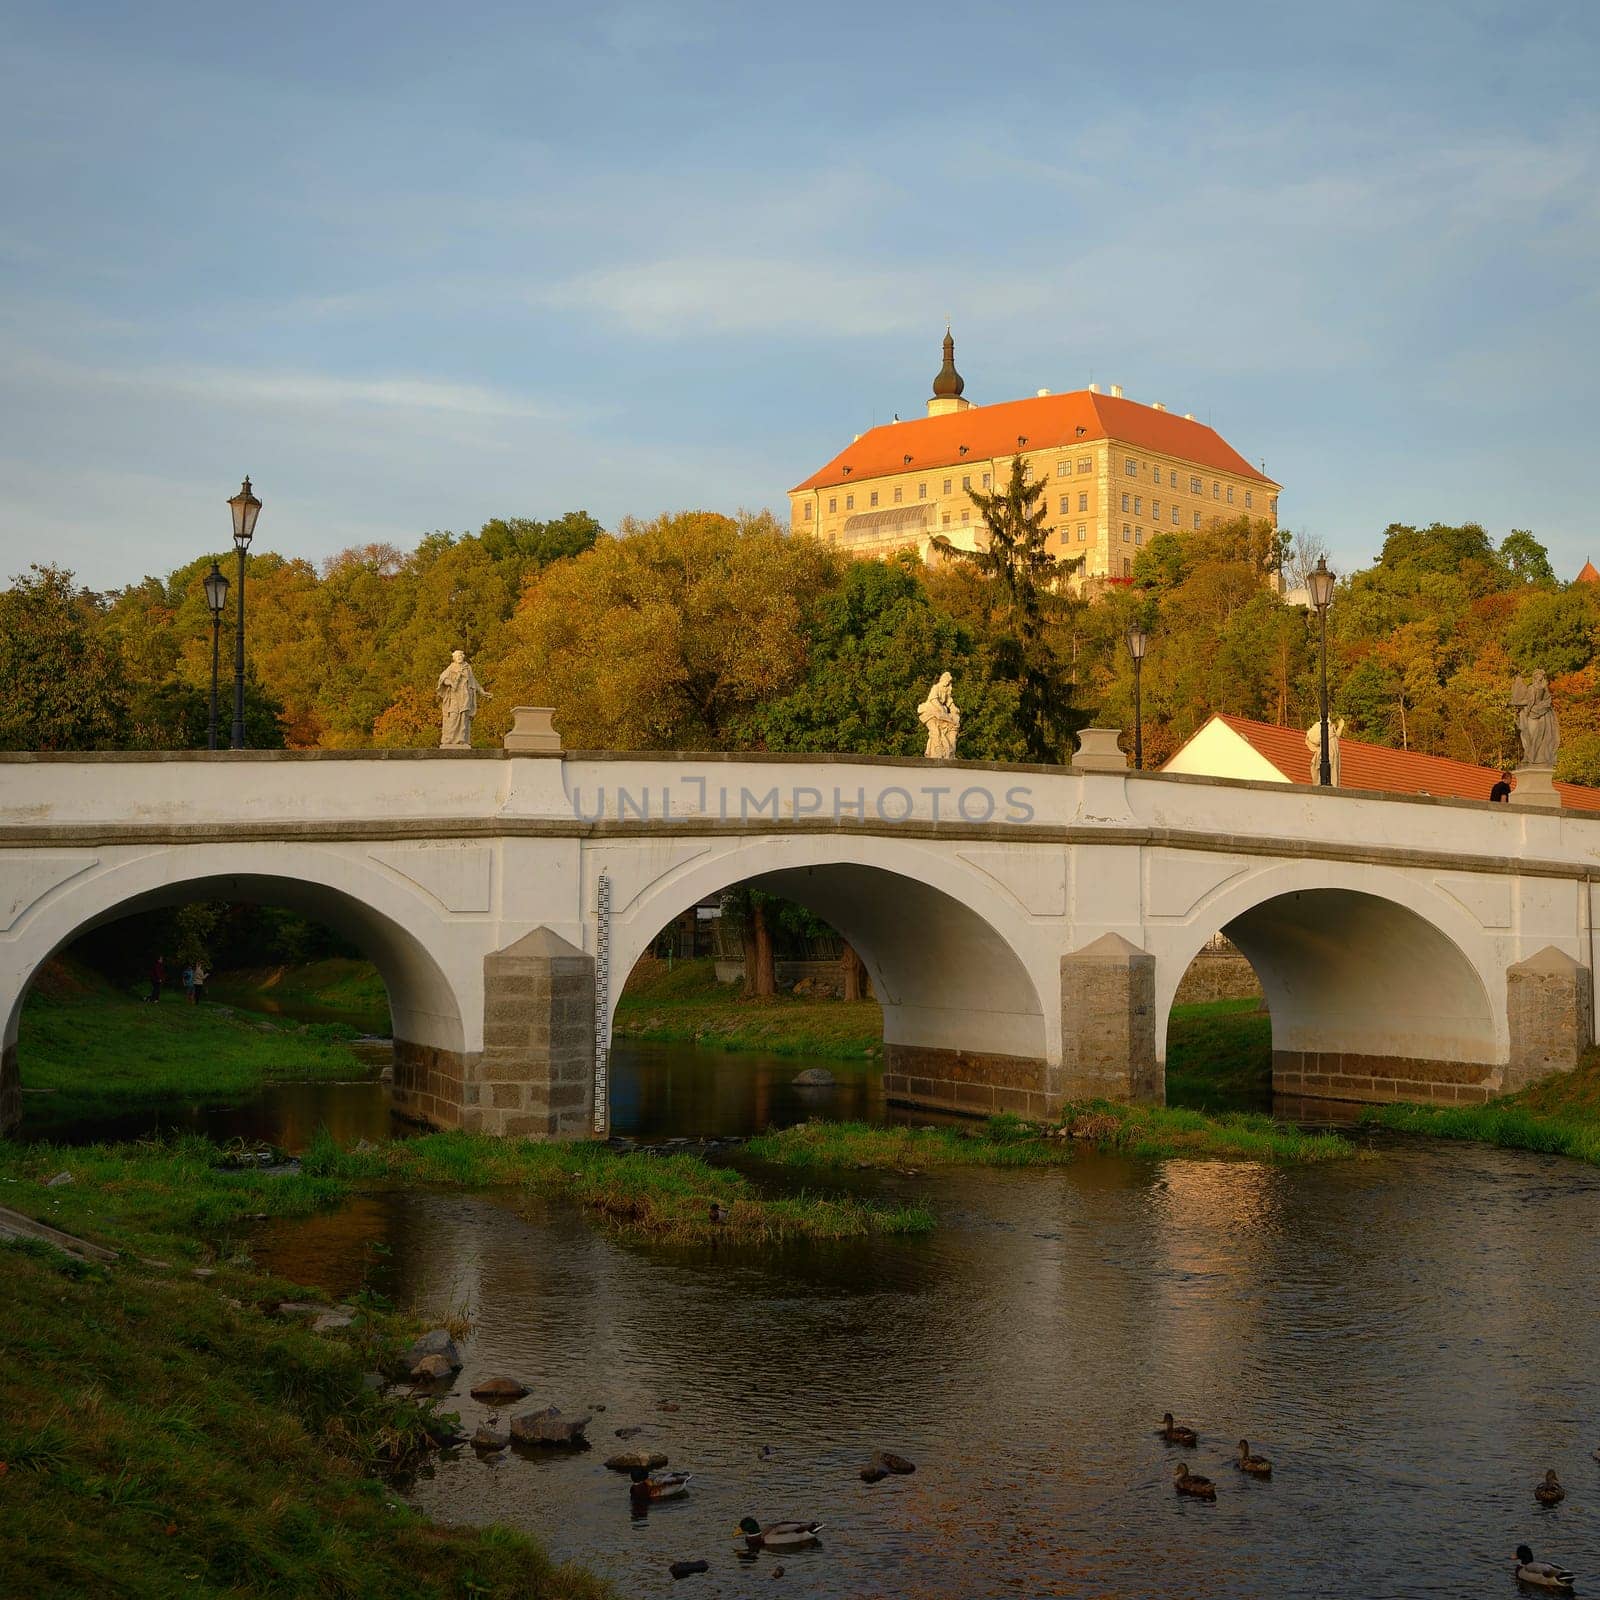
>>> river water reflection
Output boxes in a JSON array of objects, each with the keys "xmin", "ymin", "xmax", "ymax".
[{"xmin": 256, "ymin": 1137, "xmax": 1600, "ymax": 1599}]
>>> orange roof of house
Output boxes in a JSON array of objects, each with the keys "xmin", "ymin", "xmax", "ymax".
[
  {"xmin": 1577, "ymin": 560, "xmax": 1599, "ymax": 584},
  {"xmin": 790, "ymin": 390, "xmax": 1278, "ymax": 495},
  {"xmin": 1176, "ymin": 712, "xmax": 1600, "ymax": 813}
]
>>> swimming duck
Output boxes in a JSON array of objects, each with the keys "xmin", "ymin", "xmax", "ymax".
[
  {"xmin": 1157, "ymin": 1412, "xmax": 1198, "ymax": 1448},
  {"xmin": 1234, "ymin": 1439, "xmax": 1272, "ymax": 1478},
  {"xmin": 629, "ymin": 1466, "xmax": 692, "ymax": 1503},
  {"xmin": 1514, "ymin": 1545, "xmax": 1575, "ymax": 1592},
  {"xmin": 736, "ymin": 1517, "xmax": 823, "ymax": 1552},
  {"xmin": 1172, "ymin": 1463, "xmax": 1216, "ymax": 1501},
  {"xmin": 1535, "ymin": 1470, "xmax": 1566, "ymax": 1506}
]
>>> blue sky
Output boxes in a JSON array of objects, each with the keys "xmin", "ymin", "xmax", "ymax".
[{"xmin": 2, "ymin": 0, "xmax": 1596, "ymax": 588}]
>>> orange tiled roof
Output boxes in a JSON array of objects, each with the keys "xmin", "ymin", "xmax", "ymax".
[
  {"xmin": 1577, "ymin": 560, "xmax": 1599, "ymax": 584},
  {"xmin": 1181, "ymin": 713, "xmax": 1600, "ymax": 812},
  {"xmin": 790, "ymin": 390, "xmax": 1277, "ymax": 495}
]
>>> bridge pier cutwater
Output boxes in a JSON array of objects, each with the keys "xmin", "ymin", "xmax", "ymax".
[{"xmin": 1, "ymin": 749, "xmax": 1597, "ymax": 1138}]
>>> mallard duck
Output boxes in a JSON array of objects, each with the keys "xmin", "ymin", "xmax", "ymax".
[
  {"xmin": 629, "ymin": 1466, "xmax": 692, "ymax": 1502},
  {"xmin": 1535, "ymin": 1470, "xmax": 1566, "ymax": 1506},
  {"xmin": 736, "ymin": 1517, "xmax": 823, "ymax": 1552},
  {"xmin": 1234, "ymin": 1439, "xmax": 1272, "ymax": 1478},
  {"xmin": 1172, "ymin": 1463, "xmax": 1216, "ymax": 1500},
  {"xmin": 1514, "ymin": 1545, "xmax": 1575, "ymax": 1592},
  {"xmin": 1157, "ymin": 1412, "xmax": 1198, "ymax": 1447}
]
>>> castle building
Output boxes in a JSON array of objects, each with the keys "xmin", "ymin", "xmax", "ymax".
[{"xmin": 788, "ymin": 332, "xmax": 1280, "ymax": 579}]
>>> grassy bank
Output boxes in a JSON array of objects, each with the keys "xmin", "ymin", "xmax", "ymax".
[
  {"xmin": 209, "ymin": 958, "xmax": 391, "ymax": 1029},
  {"xmin": 19, "ymin": 961, "xmax": 373, "ymax": 1133},
  {"xmin": 1360, "ymin": 1049, "xmax": 1600, "ymax": 1164},
  {"xmin": 1164, "ymin": 998, "xmax": 1273, "ymax": 1112},
  {"xmin": 613, "ymin": 956, "xmax": 883, "ymax": 1059},
  {"xmin": 748, "ymin": 1107, "xmax": 1355, "ymax": 1169},
  {"xmin": 0, "ymin": 1130, "xmax": 628, "ymax": 1598}
]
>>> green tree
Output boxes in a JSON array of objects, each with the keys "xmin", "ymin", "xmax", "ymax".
[
  {"xmin": 0, "ymin": 565, "xmax": 129, "ymax": 750},
  {"xmin": 1499, "ymin": 528, "xmax": 1555, "ymax": 585}
]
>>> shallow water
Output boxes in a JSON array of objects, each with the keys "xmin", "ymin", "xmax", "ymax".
[{"xmin": 254, "ymin": 1136, "xmax": 1600, "ymax": 1598}]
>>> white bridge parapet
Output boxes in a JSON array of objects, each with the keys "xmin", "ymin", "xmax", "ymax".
[{"xmin": 2, "ymin": 749, "xmax": 1595, "ymax": 1137}]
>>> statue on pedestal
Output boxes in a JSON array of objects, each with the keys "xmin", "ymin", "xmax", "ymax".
[
  {"xmin": 1305, "ymin": 717, "xmax": 1345, "ymax": 786},
  {"xmin": 917, "ymin": 671, "xmax": 960, "ymax": 760},
  {"xmin": 437, "ymin": 650, "xmax": 491, "ymax": 749},
  {"xmin": 1512, "ymin": 670, "xmax": 1560, "ymax": 768}
]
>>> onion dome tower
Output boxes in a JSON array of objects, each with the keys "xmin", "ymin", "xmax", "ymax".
[{"xmin": 927, "ymin": 327, "xmax": 973, "ymax": 416}]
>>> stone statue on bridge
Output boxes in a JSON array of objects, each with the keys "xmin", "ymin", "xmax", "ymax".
[
  {"xmin": 1305, "ymin": 717, "xmax": 1345, "ymax": 786},
  {"xmin": 437, "ymin": 650, "xmax": 491, "ymax": 749},
  {"xmin": 918, "ymin": 672, "xmax": 960, "ymax": 759},
  {"xmin": 1512, "ymin": 670, "xmax": 1560, "ymax": 768}
]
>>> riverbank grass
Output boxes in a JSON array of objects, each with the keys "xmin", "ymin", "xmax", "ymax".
[
  {"xmin": 209, "ymin": 957, "xmax": 391, "ymax": 1030},
  {"xmin": 1360, "ymin": 1049, "xmax": 1600, "ymax": 1164},
  {"xmin": 613, "ymin": 956, "xmax": 883, "ymax": 1059},
  {"xmin": 18, "ymin": 961, "xmax": 374, "ymax": 1134},
  {"xmin": 747, "ymin": 1105, "xmax": 1354, "ymax": 1170},
  {"xmin": 1164, "ymin": 998, "xmax": 1273, "ymax": 1112}
]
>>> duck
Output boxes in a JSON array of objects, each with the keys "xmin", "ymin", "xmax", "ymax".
[
  {"xmin": 1157, "ymin": 1412, "xmax": 1198, "ymax": 1448},
  {"xmin": 736, "ymin": 1517, "xmax": 824, "ymax": 1552},
  {"xmin": 1535, "ymin": 1470, "xmax": 1566, "ymax": 1506},
  {"xmin": 1234, "ymin": 1439, "xmax": 1272, "ymax": 1478},
  {"xmin": 1172, "ymin": 1463, "xmax": 1216, "ymax": 1501},
  {"xmin": 629, "ymin": 1466, "xmax": 692, "ymax": 1503},
  {"xmin": 1514, "ymin": 1545, "xmax": 1575, "ymax": 1592}
]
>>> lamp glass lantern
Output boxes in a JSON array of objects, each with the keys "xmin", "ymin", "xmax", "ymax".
[
  {"xmin": 228, "ymin": 476, "xmax": 262, "ymax": 549},
  {"xmin": 202, "ymin": 560, "xmax": 229, "ymax": 615},
  {"xmin": 1306, "ymin": 555, "xmax": 1335, "ymax": 612},
  {"xmin": 1125, "ymin": 621, "xmax": 1148, "ymax": 661}
]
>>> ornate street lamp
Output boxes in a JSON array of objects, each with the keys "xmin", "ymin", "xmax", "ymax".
[
  {"xmin": 202, "ymin": 560, "xmax": 230, "ymax": 751},
  {"xmin": 226, "ymin": 476, "xmax": 262, "ymax": 749},
  {"xmin": 1307, "ymin": 555, "xmax": 1337, "ymax": 786},
  {"xmin": 1126, "ymin": 620, "xmax": 1149, "ymax": 771}
]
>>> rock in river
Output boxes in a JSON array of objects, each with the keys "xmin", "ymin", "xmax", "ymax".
[
  {"xmin": 669, "ymin": 1561, "xmax": 709, "ymax": 1580},
  {"xmin": 403, "ymin": 1328, "xmax": 462, "ymax": 1374},
  {"xmin": 472, "ymin": 1426, "xmax": 509, "ymax": 1452},
  {"xmin": 470, "ymin": 1376, "xmax": 529, "ymax": 1402},
  {"xmin": 412, "ymin": 1353, "xmax": 456, "ymax": 1381},
  {"xmin": 606, "ymin": 1450, "xmax": 669, "ymax": 1472},
  {"xmin": 510, "ymin": 1406, "xmax": 592, "ymax": 1448},
  {"xmin": 792, "ymin": 1067, "xmax": 835, "ymax": 1087}
]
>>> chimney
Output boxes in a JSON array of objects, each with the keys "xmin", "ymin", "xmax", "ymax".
[
  {"xmin": 1110, "ymin": 384, "xmax": 1123, "ymax": 399},
  {"xmin": 1088, "ymin": 382, "xmax": 1099, "ymax": 393},
  {"xmin": 1183, "ymin": 412, "xmax": 1194, "ymax": 421},
  {"xmin": 1036, "ymin": 388, "xmax": 1051, "ymax": 397},
  {"xmin": 1151, "ymin": 401, "xmax": 1166, "ymax": 412}
]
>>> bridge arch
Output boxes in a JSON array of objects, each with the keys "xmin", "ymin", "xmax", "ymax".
[
  {"xmin": 1150, "ymin": 858, "xmax": 1502, "ymax": 1103},
  {"xmin": 1, "ymin": 843, "xmax": 479, "ymax": 1133},
  {"xmin": 604, "ymin": 836, "xmax": 1055, "ymax": 1119}
]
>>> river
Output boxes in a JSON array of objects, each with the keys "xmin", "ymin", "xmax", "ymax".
[{"xmin": 250, "ymin": 1132, "xmax": 1600, "ymax": 1599}]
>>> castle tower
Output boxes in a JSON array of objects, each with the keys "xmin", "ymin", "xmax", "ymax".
[{"xmin": 926, "ymin": 327, "xmax": 973, "ymax": 417}]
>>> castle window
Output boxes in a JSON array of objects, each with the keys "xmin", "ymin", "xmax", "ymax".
[
  {"xmin": 1125, "ymin": 459, "xmax": 1138, "ymax": 477},
  {"xmin": 1271, "ymin": 497, "xmax": 1278, "ymax": 516},
  {"xmin": 803, "ymin": 502, "xmax": 812, "ymax": 520},
  {"xmin": 961, "ymin": 510, "xmax": 970, "ymax": 522},
  {"xmin": 1077, "ymin": 523, "xmax": 1086, "ymax": 540},
  {"xmin": 1172, "ymin": 505, "xmax": 1180, "ymax": 524},
  {"xmin": 1059, "ymin": 495, "xmax": 1071, "ymax": 514},
  {"xmin": 944, "ymin": 478, "xmax": 952, "ymax": 494},
  {"xmin": 1227, "ymin": 485, "xmax": 1234, "ymax": 504},
  {"xmin": 846, "ymin": 493, "xmax": 854, "ymax": 510},
  {"xmin": 1170, "ymin": 470, "xmax": 1178, "ymax": 487},
  {"xmin": 1212, "ymin": 481, "xmax": 1220, "ymax": 499},
  {"xmin": 1056, "ymin": 459, "xmax": 1070, "ymax": 477},
  {"xmin": 1245, "ymin": 490, "xmax": 1253, "ymax": 508},
  {"xmin": 1152, "ymin": 499, "xmax": 1160, "ymax": 518},
  {"xmin": 1121, "ymin": 493, "xmax": 1130, "ymax": 512},
  {"xmin": 942, "ymin": 513, "xmax": 950, "ymax": 526},
  {"xmin": 870, "ymin": 491, "xmax": 879, "ymax": 507},
  {"xmin": 1134, "ymin": 496, "xmax": 1142, "ymax": 514},
  {"xmin": 1122, "ymin": 524, "xmax": 1130, "ymax": 541},
  {"xmin": 962, "ymin": 475, "xmax": 971, "ymax": 490},
  {"xmin": 919, "ymin": 482, "xmax": 928, "ymax": 499},
  {"xmin": 1189, "ymin": 475, "xmax": 1202, "ymax": 494},
  {"xmin": 893, "ymin": 486, "xmax": 902, "ymax": 503},
  {"xmin": 1123, "ymin": 557, "xmax": 1131, "ymax": 577},
  {"xmin": 1135, "ymin": 528, "xmax": 1143, "ymax": 545},
  {"xmin": 828, "ymin": 497, "xmax": 837, "ymax": 513},
  {"xmin": 1078, "ymin": 492, "xmax": 1088, "ymax": 512},
  {"xmin": 1078, "ymin": 457, "xmax": 1091, "ymax": 472},
  {"xmin": 982, "ymin": 473, "xmax": 991, "ymax": 489},
  {"xmin": 1193, "ymin": 511, "xmax": 1202, "ymax": 529}
]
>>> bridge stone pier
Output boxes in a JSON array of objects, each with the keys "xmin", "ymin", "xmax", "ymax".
[{"xmin": 2, "ymin": 748, "xmax": 1597, "ymax": 1138}]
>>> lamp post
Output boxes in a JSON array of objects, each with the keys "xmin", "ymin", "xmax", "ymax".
[
  {"xmin": 202, "ymin": 560, "xmax": 230, "ymax": 751},
  {"xmin": 226, "ymin": 476, "xmax": 262, "ymax": 749},
  {"xmin": 1125, "ymin": 620, "xmax": 1148, "ymax": 770},
  {"xmin": 1307, "ymin": 555, "xmax": 1336, "ymax": 786}
]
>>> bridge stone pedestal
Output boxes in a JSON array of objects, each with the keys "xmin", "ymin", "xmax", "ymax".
[
  {"xmin": 392, "ymin": 927, "xmax": 596, "ymax": 1140},
  {"xmin": 1059, "ymin": 933, "xmax": 1161, "ymax": 1104},
  {"xmin": 1505, "ymin": 946, "xmax": 1593, "ymax": 1093}
]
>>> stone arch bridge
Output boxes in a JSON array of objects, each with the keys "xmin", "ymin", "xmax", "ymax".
[{"xmin": 1, "ymin": 750, "xmax": 1594, "ymax": 1138}]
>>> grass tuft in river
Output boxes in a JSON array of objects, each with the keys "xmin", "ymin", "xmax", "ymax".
[{"xmin": 746, "ymin": 1104, "xmax": 1355, "ymax": 1169}]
